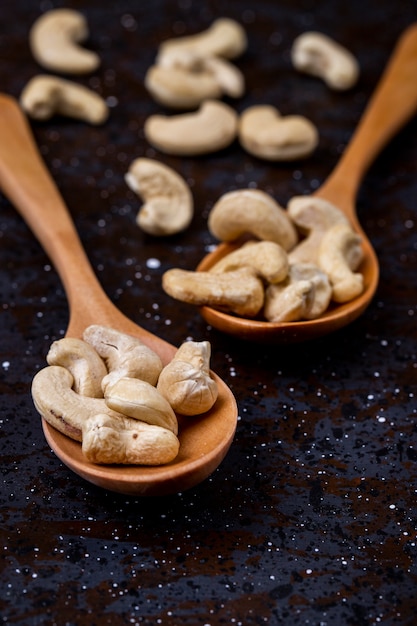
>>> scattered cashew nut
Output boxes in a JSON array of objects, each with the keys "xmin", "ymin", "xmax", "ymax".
[
  {"xmin": 317, "ymin": 222, "xmax": 364, "ymax": 302},
  {"xmin": 157, "ymin": 341, "xmax": 218, "ymax": 416},
  {"xmin": 46, "ymin": 337, "xmax": 107, "ymax": 398},
  {"xmin": 239, "ymin": 105, "xmax": 319, "ymax": 161},
  {"xmin": 29, "ymin": 8, "xmax": 100, "ymax": 75},
  {"xmin": 156, "ymin": 17, "xmax": 247, "ymax": 63},
  {"xmin": 144, "ymin": 100, "xmax": 238, "ymax": 156},
  {"xmin": 209, "ymin": 240, "xmax": 289, "ymax": 284},
  {"xmin": 20, "ymin": 75, "xmax": 109, "ymax": 125},
  {"xmin": 125, "ymin": 158, "xmax": 193, "ymax": 236},
  {"xmin": 208, "ymin": 189, "xmax": 298, "ymax": 251},
  {"xmin": 291, "ymin": 31, "xmax": 359, "ymax": 91},
  {"xmin": 82, "ymin": 413, "xmax": 180, "ymax": 465},
  {"xmin": 162, "ymin": 267, "xmax": 265, "ymax": 317},
  {"xmin": 82, "ymin": 325, "xmax": 163, "ymax": 391}
]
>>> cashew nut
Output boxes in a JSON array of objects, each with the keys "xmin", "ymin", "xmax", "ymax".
[
  {"xmin": 264, "ymin": 278, "xmax": 315, "ymax": 323},
  {"xmin": 82, "ymin": 413, "xmax": 180, "ymax": 465},
  {"xmin": 162, "ymin": 267, "xmax": 265, "ymax": 317},
  {"xmin": 125, "ymin": 158, "xmax": 193, "ymax": 236},
  {"xmin": 291, "ymin": 31, "xmax": 359, "ymax": 91},
  {"xmin": 209, "ymin": 240, "xmax": 289, "ymax": 284},
  {"xmin": 144, "ymin": 100, "xmax": 238, "ymax": 156},
  {"xmin": 287, "ymin": 196, "xmax": 349, "ymax": 264},
  {"xmin": 317, "ymin": 223, "xmax": 364, "ymax": 302},
  {"xmin": 157, "ymin": 341, "xmax": 218, "ymax": 416},
  {"xmin": 208, "ymin": 189, "xmax": 298, "ymax": 251},
  {"xmin": 20, "ymin": 75, "xmax": 109, "ymax": 125},
  {"xmin": 104, "ymin": 377, "xmax": 178, "ymax": 434},
  {"xmin": 145, "ymin": 52, "xmax": 244, "ymax": 109},
  {"xmin": 29, "ymin": 8, "xmax": 100, "ymax": 75},
  {"xmin": 156, "ymin": 17, "xmax": 247, "ymax": 63},
  {"xmin": 31, "ymin": 365, "xmax": 125, "ymax": 442},
  {"xmin": 82, "ymin": 325, "xmax": 163, "ymax": 391},
  {"xmin": 144, "ymin": 63, "xmax": 223, "ymax": 109},
  {"xmin": 46, "ymin": 337, "xmax": 107, "ymax": 398},
  {"xmin": 239, "ymin": 105, "xmax": 319, "ymax": 161}
]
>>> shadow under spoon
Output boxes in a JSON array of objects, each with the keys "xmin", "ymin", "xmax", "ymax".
[
  {"xmin": 198, "ymin": 23, "xmax": 417, "ymax": 343},
  {"xmin": 0, "ymin": 93, "xmax": 238, "ymax": 496}
]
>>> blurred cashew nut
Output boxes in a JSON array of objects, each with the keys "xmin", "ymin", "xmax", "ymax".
[
  {"xmin": 208, "ymin": 189, "xmax": 298, "ymax": 251},
  {"xmin": 144, "ymin": 100, "xmax": 238, "ymax": 156},
  {"xmin": 156, "ymin": 17, "xmax": 247, "ymax": 63},
  {"xmin": 29, "ymin": 8, "xmax": 100, "ymax": 74},
  {"xmin": 125, "ymin": 158, "xmax": 193, "ymax": 236},
  {"xmin": 239, "ymin": 105, "xmax": 319, "ymax": 161},
  {"xmin": 318, "ymin": 223, "xmax": 364, "ymax": 302},
  {"xmin": 291, "ymin": 31, "xmax": 359, "ymax": 90},
  {"xmin": 162, "ymin": 267, "xmax": 265, "ymax": 317},
  {"xmin": 209, "ymin": 240, "xmax": 289, "ymax": 284},
  {"xmin": 20, "ymin": 75, "xmax": 109, "ymax": 124}
]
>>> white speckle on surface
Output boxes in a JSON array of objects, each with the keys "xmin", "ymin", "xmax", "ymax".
[{"xmin": 146, "ymin": 258, "xmax": 161, "ymax": 269}]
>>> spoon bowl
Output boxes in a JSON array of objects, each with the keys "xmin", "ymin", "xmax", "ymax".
[
  {"xmin": 198, "ymin": 23, "xmax": 417, "ymax": 342},
  {"xmin": 0, "ymin": 93, "xmax": 238, "ymax": 496}
]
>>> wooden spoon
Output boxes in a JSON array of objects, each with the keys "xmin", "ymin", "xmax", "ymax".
[
  {"xmin": 198, "ymin": 23, "xmax": 417, "ymax": 343},
  {"xmin": 0, "ymin": 93, "xmax": 238, "ymax": 496}
]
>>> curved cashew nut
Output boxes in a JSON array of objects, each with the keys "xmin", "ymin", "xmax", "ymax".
[
  {"xmin": 20, "ymin": 75, "xmax": 109, "ymax": 125},
  {"xmin": 291, "ymin": 31, "xmax": 359, "ymax": 91},
  {"xmin": 287, "ymin": 195, "xmax": 349, "ymax": 264},
  {"xmin": 144, "ymin": 100, "xmax": 238, "ymax": 156},
  {"xmin": 82, "ymin": 414, "xmax": 180, "ymax": 465},
  {"xmin": 146, "ymin": 52, "xmax": 244, "ymax": 108},
  {"xmin": 317, "ymin": 223, "xmax": 364, "ymax": 302},
  {"xmin": 104, "ymin": 377, "xmax": 178, "ymax": 434},
  {"xmin": 157, "ymin": 341, "xmax": 218, "ymax": 416},
  {"xmin": 208, "ymin": 189, "xmax": 298, "ymax": 251},
  {"xmin": 156, "ymin": 17, "xmax": 247, "ymax": 63},
  {"xmin": 287, "ymin": 263, "xmax": 332, "ymax": 319},
  {"xmin": 264, "ymin": 278, "xmax": 315, "ymax": 323},
  {"xmin": 239, "ymin": 105, "xmax": 319, "ymax": 161},
  {"xmin": 125, "ymin": 158, "xmax": 193, "ymax": 236},
  {"xmin": 144, "ymin": 63, "xmax": 223, "ymax": 109},
  {"xmin": 29, "ymin": 8, "xmax": 100, "ymax": 74},
  {"xmin": 162, "ymin": 267, "xmax": 265, "ymax": 317},
  {"xmin": 46, "ymin": 337, "xmax": 107, "ymax": 398},
  {"xmin": 31, "ymin": 365, "xmax": 125, "ymax": 442},
  {"xmin": 209, "ymin": 240, "xmax": 289, "ymax": 284},
  {"xmin": 82, "ymin": 325, "xmax": 163, "ymax": 391}
]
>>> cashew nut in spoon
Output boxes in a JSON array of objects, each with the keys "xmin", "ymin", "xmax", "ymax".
[
  {"xmin": 208, "ymin": 188, "xmax": 298, "ymax": 251},
  {"xmin": 157, "ymin": 341, "xmax": 219, "ymax": 416},
  {"xmin": 124, "ymin": 158, "xmax": 193, "ymax": 236},
  {"xmin": 0, "ymin": 93, "xmax": 237, "ymax": 495},
  {"xmin": 208, "ymin": 240, "xmax": 289, "ymax": 284},
  {"xmin": 239, "ymin": 105, "xmax": 319, "ymax": 161},
  {"xmin": 144, "ymin": 100, "xmax": 238, "ymax": 156},
  {"xmin": 29, "ymin": 8, "xmax": 100, "ymax": 74},
  {"xmin": 291, "ymin": 31, "xmax": 359, "ymax": 90},
  {"xmin": 196, "ymin": 24, "xmax": 417, "ymax": 342},
  {"xmin": 46, "ymin": 337, "xmax": 107, "ymax": 398},
  {"xmin": 20, "ymin": 75, "xmax": 109, "ymax": 125}
]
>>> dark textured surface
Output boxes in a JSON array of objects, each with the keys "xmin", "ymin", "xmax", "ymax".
[{"xmin": 1, "ymin": 1, "xmax": 417, "ymax": 624}]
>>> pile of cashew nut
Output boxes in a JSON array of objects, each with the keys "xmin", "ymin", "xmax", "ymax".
[
  {"xmin": 162, "ymin": 191, "xmax": 364, "ymax": 322},
  {"xmin": 20, "ymin": 9, "xmax": 109, "ymax": 124},
  {"xmin": 31, "ymin": 325, "xmax": 218, "ymax": 465}
]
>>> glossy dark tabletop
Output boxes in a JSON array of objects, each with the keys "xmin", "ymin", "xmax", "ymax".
[{"xmin": 1, "ymin": 1, "xmax": 417, "ymax": 624}]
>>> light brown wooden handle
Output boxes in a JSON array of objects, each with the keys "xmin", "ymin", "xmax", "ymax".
[
  {"xmin": 0, "ymin": 93, "xmax": 98, "ymax": 299},
  {"xmin": 319, "ymin": 22, "xmax": 417, "ymax": 208}
]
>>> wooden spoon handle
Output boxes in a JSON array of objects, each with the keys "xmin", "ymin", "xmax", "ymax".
[
  {"xmin": 0, "ymin": 94, "xmax": 109, "ymax": 328},
  {"xmin": 318, "ymin": 22, "xmax": 417, "ymax": 216}
]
